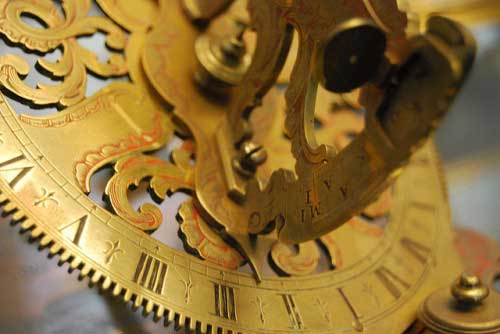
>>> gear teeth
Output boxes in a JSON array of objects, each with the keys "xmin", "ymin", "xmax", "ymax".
[
  {"xmin": 185, "ymin": 317, "xmax": 196, "ymax": 333},
  {"xmin": 198, "ymin": 322, "xmax": 208, "ymax": 334},
  {"xmin": 101, "ymin": 276, "xmax": 112, "ymax": 290},
  {"xmin": 58, "ymin": 249, "xmax": 72, "ymax": 265},
  {"xmin": 39, "ymin": 234, "xmax": 52, "ymax": 247},
  {"xmin": 123, "ymin": 289, "xmax": 133, "ymax": 302},
  {"xmin": 165, "ymin": 309, "xmax": 175, "ymax": 326},
  {"xmin": 153, "ymin": 305, "xmax": 165, "ymax": 322},
  {"xmin": 12, "ymin": 211, "xmax": 25, "ymax": 221},
  {"xmin": 112, "ymin": 283, "xmax": 122, "ymax": 296},
  {"xmin": 133, "ymin": 295, "xmax": 143, "ymax": 310},
  {"xmin": 143, "ymin": 300, "xmax": 155, "ymax": 316},
  {"xmin": 20, "ymin": 219, "xmax": 34, "ymax": 231},
  {"xmin": 29, "ymin": 226, "xmax": 43, "ymax": 239},
  {"xmin": 3, "ymin": 201, "xmax": 17, "ymax": 214},
  {"xmin": 174, "ymin": 312, "xmax": 184, "ymax": 330},
  {"xmin": 49, "ymin": 242, "xmax": 62, "ymax": 255},
  {"xmin": 227, "ymin": 327, "xmax": 238, "ymax": 334},
  {"xmin": 79, "ymin": 263, "xmax": 92, "ymax": 279},
  {"xmin": 0, "ymin": 190, "xmax": 241, "ymax": 334},
  {"xmin": 90, "ymin": 270, "xmax": 103, "ymax": 286},
  {"xmin": 69, "ymin": 256, "xmax": 82, "ymax": 272}
]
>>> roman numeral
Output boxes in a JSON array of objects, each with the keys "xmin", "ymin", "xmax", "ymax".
[
  {"xmin": 337, "ymin": 288, "xmax": 363, "ymax": 332},
  {"xmin": 410, "ymin": 201, "xmax": 434, "ymax": 212},
  {"xmin": 301, "ymin": 203, "xmax": 322, "ymax": 223},
  {"xmin": 59, "ymin": 215, "xmax": 88, "ymax": 246},
  {"xmin": 401, "ymin": 237, "xmax": 431, "ymax": 264},
  {"xmin": 374, "ymin": 266, "xmax": 410, "ymax": 299},
  {"xmin": 281, "ymin": 294, "xmax": 303, "ymax": 329},
  {"xmin": 213, "ymin": 282, "xmax": 237, "ymax": 321},
  {"xmin": 0, "ymin": 154, "xmax": 33, "ymax": 189},
  {"xmin": 133, "ymin": 252, "xmax": 168, "ymax": 294}
]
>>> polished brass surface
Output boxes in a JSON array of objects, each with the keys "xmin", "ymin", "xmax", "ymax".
[
  {"xmin": 241, "ymin": 15, "xmax": 475, "ymax": 245},
  {"xmin": 405, "ymin": 0, "xmax": 500, "ymax": 26},
  {"xmin": 451, "ymin": 273, "xmax": 490, "ymax": 305},
  {"xmin": 0, "ymin": 1, "xmax": 494, "ymax": 334},
  {"xmin": 418, "ymin": 273, "xmax": 500, "ymax": 334},
  {"xmin": 194, "ymin": 17, "xmax": 251, "ymax": 96},
  {"xmin": 181, "ymin": 0, "xmax": 234, "ymax": 23}
]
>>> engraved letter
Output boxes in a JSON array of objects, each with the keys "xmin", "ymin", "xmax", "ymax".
[
  {"xmin": 374, "ymin": 266, "xmax": 410, "ymax": 299},
  {"xmin": 59, "ymin": 215, "xmax": 89, "ymax": 246},
  {"xmin": 281, "ymin": 294, "xmax": 303, "ymax": 329},
  {"xmin": 213, "ymin": 282, "xmax": 237, "ymax": 321},
  {"xmin": 0, "ymin": 154, "xmax": 33, "ymax": 189},
  {"xmin": 338, "ymin": 288, "xmax": 363, "ymax": 331},
  {"xmin": 401, "ymin": 237, "xmax": 430, "ymax": 264},
  {"xmin": 133, "ymin": 252, "xmax": 168, "ymax": 294}
]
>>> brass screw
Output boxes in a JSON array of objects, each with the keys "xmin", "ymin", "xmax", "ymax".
[
  {"xmin": 233, "ymin": 141, "xmax": 268, "ymax": 178},
  {"xmin": 451, "ymin": 272, "xmax": 490, "ymax": 305}
]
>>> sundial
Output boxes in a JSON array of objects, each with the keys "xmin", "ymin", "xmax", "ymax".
[{"xmin": 0, "ymin": 1, "xmax": 498, "ymax": 333}]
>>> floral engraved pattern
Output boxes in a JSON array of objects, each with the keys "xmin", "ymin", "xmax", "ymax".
[
  {"xmin": 0, "ymin": 0, "xmax": 127, "ymax": 108},
  {"xmin": 104, "ymin": 145, "xmax": 194, "ymax": 231},
  {"xmin": 177, "ymin": 199, "xmax": 244, "ymax": 270}
]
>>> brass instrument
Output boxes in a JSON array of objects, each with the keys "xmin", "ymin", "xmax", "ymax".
[{"xmin": 0, "ymin": 0, "xmax": 498, "ymax": 333}]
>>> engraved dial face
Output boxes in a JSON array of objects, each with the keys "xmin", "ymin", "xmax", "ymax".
[
  {"xmin": 0, "ymin": 0, "xmax": 468, "ymax": 334},
  {"xmin": 0, "ymin": 105, "xmax": 461, "ymax": 333}
]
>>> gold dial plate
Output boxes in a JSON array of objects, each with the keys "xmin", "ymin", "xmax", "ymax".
[{"xmin": 0, "ymin": 98, "xmax": 461, "ymax": 332}]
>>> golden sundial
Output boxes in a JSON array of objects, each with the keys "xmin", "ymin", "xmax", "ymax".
[{"xmin": 0, "ymin": 0, "xmax": 499, "ymax": 333}]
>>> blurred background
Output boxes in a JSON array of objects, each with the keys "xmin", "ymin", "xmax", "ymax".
[
  {"xmin": 437, "ymin": 21, "xmax": 500, "ymax": 240},
  {"xmin": 0, "ymin": 1, "xmax": 498, "ymax": 333}
]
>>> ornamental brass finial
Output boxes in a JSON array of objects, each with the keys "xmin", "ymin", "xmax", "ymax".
[
  {"xmin": 418, "ymin": 272, "xmax": 500, "ymax": 334},
  {"xmin": 451, "ymin": 272, "xmax": 490, "ymax": 305}
]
